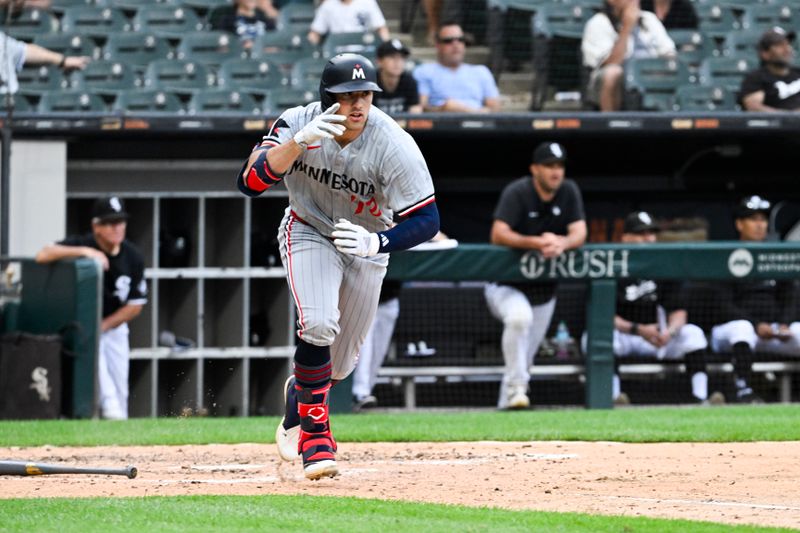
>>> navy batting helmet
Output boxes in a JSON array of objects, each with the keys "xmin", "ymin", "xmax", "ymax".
[{"xmin": 319, "ymin": 53, "xmax": 382, "ymax": 110}]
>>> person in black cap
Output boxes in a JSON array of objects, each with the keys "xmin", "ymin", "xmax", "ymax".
[
  {"xmin": 708, "ymin": 196, "xmax": 800, "ymax": 403},
  {"xmin": 373, "ymin": 38, "xmax": 422, "ymax": 115},
  {"xmin": 35, "ymin": 196, "xmax": 147, "ymax": 420},
  {"xmin": 740, "ymin": 26, "xmax": 800, "ymax": 111},
  {"xmin": 484, "ymin": 141, "xmax": 587, "ymax": 409},
  {"xmin": 607, "ymin": 210, "xmax": 718, "ymax": 406}
]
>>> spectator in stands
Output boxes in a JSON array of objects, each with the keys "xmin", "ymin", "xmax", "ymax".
[
  {"xmin": 484, "ymin": 142, "xmax": 586, "ymax": 409},
  {"xmin": 609, "ymin": 211, "xmax": 716, "ymax": 406},
  {"xmin": 209, "ymin": 0, "xmax": 276, "ymax": 50},
  {"xmin": 257, "ymin": 0, "xmax": 282, "ymax": 21},
  {"xmin": 740, "ymin": 27, "xmax": 800, "ymax": 112},
  {"xmin": 374, "ymin": 38, "xmax": 422, "ymax": 115},
  {"xmin": 0, "ymin": 30, "xmax": 89, "ymax": 95},
  {"xmin": 307, "ymin": 0, "xmax": 390, "ymax": 46},
  {"xmin": 35, "ymin": 197, "xmax": 147, "ymax": 420},
  {"xmin": 710, "ymin": 196, "xmax": 800, "ymax": 403},
  {"xmin": 581, "ymin": 0, "xmax": 676, "ymax": 111},
  {"xmin": 640, "ymin": 0, "xmax": 698, "ymax": 30},
  {"xmin": 413, "ymin": 22, "xmax": 501, "ymax": 113}
]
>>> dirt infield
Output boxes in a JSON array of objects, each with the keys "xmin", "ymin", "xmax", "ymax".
[{"xmin": 1, "ymin": 441, "xmax": 799, "ymax": 528}]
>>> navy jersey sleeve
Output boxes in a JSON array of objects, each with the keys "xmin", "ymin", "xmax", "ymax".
[{"xmin": 492, "ymin": 180, "xmax": 526, "ymax": 228}]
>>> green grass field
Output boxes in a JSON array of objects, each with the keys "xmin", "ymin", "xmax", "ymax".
[{"xmin": 1, "ymin": 405, "xmax": 798, "ymax": 532}]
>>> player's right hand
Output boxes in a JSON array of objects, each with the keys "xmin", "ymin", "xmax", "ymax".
[{"xmin": 293, "ymin": 103, "xmax": 346, "ymax": 148}]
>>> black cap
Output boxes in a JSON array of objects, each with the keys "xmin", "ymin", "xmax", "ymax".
[
  {"xmin": 92, "ymin": 196, "xmax": 128, "ymax": 223},
  {"xmin": 623, "ymin": 211, "xmax": 660, "ymax": 234},
  {"xmin": 532, "ymin": 142, "xmax": 567, "ymax": 164},
  {"xmin": 734, "ymin": 195, "xmax": 771, "ymax": 219},
  {"xmin": 758, "ymin": 26, "xmax": 796, "ymax": 51},
  {"xmin": 377, "ymin": 38, "xmax": 410, "ymax": 58}
]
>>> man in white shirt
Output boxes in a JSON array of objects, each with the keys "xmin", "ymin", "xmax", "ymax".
[
  {"xmin": 581, "ymin": 0, "xmax": 675, "ymax": 111},
  {"xmin": 308, "ymin": 0, "xmax": 390, "ymax": 45}
]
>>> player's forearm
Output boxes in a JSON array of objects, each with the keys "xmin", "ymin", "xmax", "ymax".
[
  {"xmin": 491, "ymin": 229, "xmax": 544, "ymax": 250},
  {"xmin": 101, "ymin": 304, "xmax": 143, "ymax": 332},
  {"xmin": 563, "ymin": 221, "xmax": 588, "ymax": 250},
  {"xmin": 23, "ymin": 43, "xmax": 64, "ymax": 68},
  {"xmin": 667, "ymin": 310, "xmax": 687, "ymax": 332},
  {"xmin": 35, "ymin": 244, "xmax": 90, "ymax": 264}
]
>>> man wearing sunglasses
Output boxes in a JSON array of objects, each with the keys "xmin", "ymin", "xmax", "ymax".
[
  {"xmin": 413, "ymin": 22, "xmax": 501, "ymax": 113},
  {"xmin": 709, "ymin": 196, "xmax": 800, "ymax": 403}
]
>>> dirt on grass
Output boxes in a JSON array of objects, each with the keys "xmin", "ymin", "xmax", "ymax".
[{"xmin": 1, "ymin": 441, "xmax": 799, "ymax": 529}]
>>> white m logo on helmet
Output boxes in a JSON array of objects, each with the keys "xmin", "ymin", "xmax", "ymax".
[{"xmin": 352, "ymin": 66, "xmax": 365, "ymax": 80}]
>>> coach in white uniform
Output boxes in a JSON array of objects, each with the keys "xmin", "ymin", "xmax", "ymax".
[
  {"xmin": 237, "ymin": 53, "xmax": 439, "ymax": 480},
  {"xmin": 36, "ymin": 197, "xmax": 147, "ymax": 420},
  {"xmin": 484, "ymin": 142, "xmax": 587, "ymax": 410}
]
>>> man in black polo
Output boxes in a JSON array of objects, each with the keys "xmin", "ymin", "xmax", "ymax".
[{"xmin": 484, "ymin": 142, "xmax": 587, "ymax": 409}]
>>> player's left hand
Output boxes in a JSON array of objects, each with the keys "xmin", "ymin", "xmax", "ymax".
[{"xmin": 332, "ymin": 219, "xmax": 380, "ymax": 257}]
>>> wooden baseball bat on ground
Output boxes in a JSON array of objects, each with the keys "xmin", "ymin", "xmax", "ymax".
[{"xmin": 0, "ymin": 460, "xmax": 137, "ymax": 478}]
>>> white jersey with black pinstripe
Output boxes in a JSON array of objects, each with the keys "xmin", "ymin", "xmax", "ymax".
[{"xmin": 261, "ymin": 102, "xmax": 435, "ymax": 235}]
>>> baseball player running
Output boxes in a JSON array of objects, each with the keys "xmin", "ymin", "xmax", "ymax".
[{"xmin": 236, "ymin": 53, "xmax": 439, "ymax": 480}]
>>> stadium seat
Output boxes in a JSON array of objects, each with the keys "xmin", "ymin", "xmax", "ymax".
[
  {"xmin": 0, "ymin": 94, "xmax": 33, "ymax": 113},
  {"xmin": 674, "ymin": 84, "xmax": 737, "ymax": 111},
  {"xmin": 290, "ymin": 57, "xmax": 329, "ymax": 90},
  {"xmin": 175, "ymin": 31, "xmax": 245, "ymax": 66},
  {"xmin": 60, "ymin": 5, "xmax": 131, "ymax": 37},
  {"xmin": 17, "ymin": 65, "xmax": 66, "ymax": 94},
  {"xmin": 530, "ymin": 4, "xmax": 595, "ymax": 109},
  {"xmin": 261, "ymin": 87, "xmax": 316, "ymax": 111},
  {"xmin": 698, "ymin": 55, "xmax": 756, "ymax": 93},
  {"xmin": 112, "ymin": 88, "xmax": 184, "ymax": 113},
  {"xmin": 624, "ymin": 57, "xmax": 693, "ymax": 111},
  {"xmin": 132, "ymin": 5, "xmax": 204, "ymax": 39},
  {"xmin": 320, "ymin": 31, "xmax": 380, "ymax": 60},
  {"xmin": 70, "ymin": 59, "xmax": 138, "ymax": 94},
  {"xmin": 187, "ymin": 88, "xmax": 262, "ymax": 115},
  {"xmin": 37, "ymin": 90, "xmax": 106, "ymax": 113},
  {"xmin": 720, "ymin": 30, "xmax": 762, "ymax": 60},
  {"xmin": 50, "ymin": 0, "xmax": 95, "ymax": 15},
  {"xmin": 249, "ymin": 29, "xmax": 319, "ymax": 73},
  {"xmin": 217, "ymin": 58, "xmax": 287, "ymax": 92},
  {"xmin": 103, "ymin": 33, "xmax": 171, "ymax": 71},
  {"xmin": 741, "ymin": 4, "xmax": 799, "ymax": 33},
  {"xmin": 34, "ymin": 33, "xmax": 98, "ymax": 60},
  {"xmin": 695, "ymin": 3, "xmax": 740, "ymax": 39},
  {"xmin": 276, "ymin": 2, "xmax": 315, "ymax": 31},
  {"xmin": 668, "ymin": 29, "xmax": 715, "ymax": 71},
  {"xmin": 143, "ymin": 59, "xmax": 212, "ymax": 92},
  {"xmin": 4, "ymin": 8, "xmax": 59, "ymax": 42}
]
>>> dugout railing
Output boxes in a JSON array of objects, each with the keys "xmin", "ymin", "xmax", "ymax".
[{"xmin": 384, "ymin": 242, "xmax": 800, "ymax": 409}]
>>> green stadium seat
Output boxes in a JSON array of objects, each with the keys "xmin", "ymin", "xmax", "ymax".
[
  {"xmin": 321, "ymin": 31, "xmax": 380, "ymax": 60},
  {"xmin": 143, "ymin": 59, "xmax": 213, "ymax": 92},
  {"xmin": 37, "ymin": 90, "xmax": 107, "ymax": 113},
  {"xmin": 277, "ymin": 3, "xmax": 315, "ymax": 31},
  {"xmin": 112, "ymin": 88, "xmax": 184, "ymax": 113},
  {"xmin": 103, "ymin": 33, "xmax": 171, "ymax": 71},
  {"xmin": 0, "ymin": 94, "xmax": 33, "ymax": 113},
  {"xmin": 624, "ymin": 57, "xmax": 693, "ymax": 111},
  {"xmin": 4, "ymin": 8, "xmax": 59, "ymax": 42},
  {"xmin": 17, "ymin": 65, "xmax": 66, "ymax": 94},
  {"xmin": 132, "ymin": 5, "xmax": 204, "ymax": 39},
  {"xmin": 217, "ymin": 58, "xmax": 287, "ymax": 92},
  {"xmin": 674, "ymin": 84, "xmax": 737, "ymax": 111},
  {"xmin": 290, "ymin": 57, "xmax": 328, "ymax": 90},
  {"xmin": 741, "ymin": 4, "xmax": 800, "ymax": 33},
  {"xmin": 668, "ymin": 29, "xmax": 716, "ymax": 71},
  {"xmin": 249, "ymin": 29, "xmax": 319, "ymax": 71},
  {"xmin": 50, "ymin": 0, "xmax": 95, "ymax": 15},
  {"xmin": 176, "ymin": 31, "xmax": 245, "ymax": 66},
  {"xmin": 178, "ymin": 0, "xmax": 230, "ymax": 18},
  {"xmin": 698, "ymin": 55, "xmax": 756, "ymax": 93},
  {"xmin": 33, "ymin": 33, "xmax": 98, "ymax": 59},
  {"xmin": 720, "ymin": 30, "xmax": 762, "ymax": 60},
  {"xmin": 695, "ymin": 3, "xmax": 740, "ymax": 39},
  {"xmin": 532, "ymin": 3, "xmax": 594, "ymax": 39},
  {"xmin": 60, "ymin": 6, "xmax": 131, "ymax": 37},
  {"xmin": 70, "ymin": 59, "xmax": 138, "ymax": 94},
  {"xmin": 187, "ymin": 88, "xmax": 263, "ymax": 115},
  {"xmin": 261, "ymin": 86, "xmax": 316, "ymax": 111}
]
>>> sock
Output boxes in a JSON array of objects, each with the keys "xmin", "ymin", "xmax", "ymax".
[
  {"xmin": 293, "ymin": 338, "xmax": 332, "ymax": 389},
  {"xmin": 613, "ymin": 373, "xmax": 621, "ymax": 400},
  {"xmin": 691, "ymin": 372, "xmax": 708, "ymax": 401},
  {"xmin": 732, "ymin": 342, "xmax": 754, "ymax": 389},
  {"xmin": 685, "ymin": 350, "xmax": 707, "ymax": 400}
]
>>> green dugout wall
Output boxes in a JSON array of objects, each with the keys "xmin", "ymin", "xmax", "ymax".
[{"xmin": 387, "ymin": 242, "xmax": 800, "ymax": 409}]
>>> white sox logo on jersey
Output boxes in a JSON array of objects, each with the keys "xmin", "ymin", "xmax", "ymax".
[
  {"xmin": 114, "ymin": 275, "xmax": 132, "ymax": 303},
  {"xmin": 352, "ymin": 64, "xmax": 365, "ymax": 80}
]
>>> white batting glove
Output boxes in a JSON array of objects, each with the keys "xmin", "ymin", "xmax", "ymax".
[
  {"xmin": 332, "ymin": 219, "xmax": 380, "ymax": 257},
  {"xmin": 293, "ymin": 103, "xmax": 346, "ymax": 147}
]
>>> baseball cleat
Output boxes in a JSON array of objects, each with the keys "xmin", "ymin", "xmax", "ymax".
[
  {"xmin": 303, "ymin": 459, "xmax": 339, "ymax": 480},
  {"xmin": 505, "ymin": 385, "xmax": 530, "ymax": 409},
  {"xmin": 276, "ymin": 376, "xmax": 300, "ymax": 461}
]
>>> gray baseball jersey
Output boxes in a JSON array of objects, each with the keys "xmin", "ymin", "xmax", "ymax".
[{"xmin": 261, "ymin": 102, "xmax": 435, "ymax": 236}]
